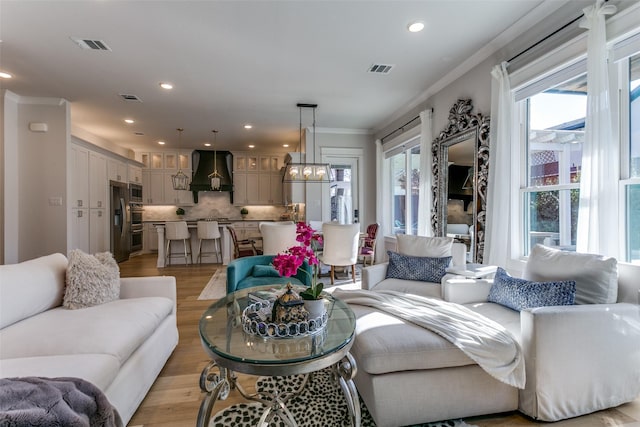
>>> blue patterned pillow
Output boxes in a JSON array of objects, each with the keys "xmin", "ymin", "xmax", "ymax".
[
  {"xmin": 488, "ymin": 267, "xmax": 576, "ymax": 311},
  {"xmin": 385, "ymin": 251, "xmax": 452, "ymax": 283}
]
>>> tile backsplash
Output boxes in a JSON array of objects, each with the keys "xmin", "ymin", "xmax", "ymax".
[{"xmin": 142, "ymin": 191, "xmax": 286, "ymax": 221}]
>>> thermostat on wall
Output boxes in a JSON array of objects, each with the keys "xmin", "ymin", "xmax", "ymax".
[{"xmin": 29, "ymin": 122, "xmax": 48, "ymax": 132}]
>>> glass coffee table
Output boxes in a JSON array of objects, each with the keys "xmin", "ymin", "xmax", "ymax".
[{"xmin": 197, "ymin": 285, "xmax": 359, "ymax": 427}]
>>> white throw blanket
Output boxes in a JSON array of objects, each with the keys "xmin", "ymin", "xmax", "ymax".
[{"xmin": 333, "ymin": 289, "xmax": 525, "ymax": 389}]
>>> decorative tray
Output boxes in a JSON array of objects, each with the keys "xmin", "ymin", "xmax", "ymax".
[{"xmin": 241, "ymin": 300, "xmax": 328, "ymax": 339}]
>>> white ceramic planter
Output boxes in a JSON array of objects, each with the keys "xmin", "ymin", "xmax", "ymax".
[{"xmin": 303, "ymin": 298, "xmax": 325, "ymax": 320}]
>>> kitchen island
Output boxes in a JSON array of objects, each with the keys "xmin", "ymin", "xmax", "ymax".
[{"xmin": 152, "ymin": 220, "xmax": 265, "ymax": 267}]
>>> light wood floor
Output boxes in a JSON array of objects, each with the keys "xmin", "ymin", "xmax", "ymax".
[{"xmin": 122, "ymin": 254, "xmax": 640, "ymax": 427}]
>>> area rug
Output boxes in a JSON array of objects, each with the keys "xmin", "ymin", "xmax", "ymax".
[
  {"xmin": 210, "ymin": 367, "xmax": 477, "ymax": 427},
  {"xmin": 198, "ymin": 269, "xmax": 227, "ymax": 300}
]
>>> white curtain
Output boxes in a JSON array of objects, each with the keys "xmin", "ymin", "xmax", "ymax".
[
  {"xmin": 418, "ymin": 109, "xmax": 433, "ymax": 236},
  {"xmin": 485, "ymin": 62, "xmax": 513, "ymax": 267},
  {"xmin": 576, "ymin": 0, "xmax": 618, "ymax": 257},
  {"xmin": 375, "ymin": 139, "xmax": 385, "ymax": 263}
]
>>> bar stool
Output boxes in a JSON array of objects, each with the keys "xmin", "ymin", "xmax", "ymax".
[
  {"xmin": 196, "ymin": 221, "xmax": 222, "ymax": 264},
  {"xmin": 165, "ymin": 221, "xmax": 192, "ymax": 265}
]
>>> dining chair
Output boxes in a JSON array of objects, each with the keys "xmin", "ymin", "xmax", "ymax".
[
  {"xmin": 165, "ymin": 221, "xmax": 192, "ymax": 265},
  {"xmin": 228, "ymin": 226, "xmax": 262, "ymax": 259},
  {"xmin": 359, "ymin": 223, "xmax": 379, "ymax": 266},
  {"xmin": 318, "ymin": 223, "xmax": 360, "ymax": 285},
  {"xmin": 259, "ymin": 221, "xmax": 298, "ymax": 255}
]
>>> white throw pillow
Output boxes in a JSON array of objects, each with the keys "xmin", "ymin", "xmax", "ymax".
[
  {"xmin": 523, "ymin": 244, "xmax": 618, "ymax": 305},
  {"xmin": 396, "ymin": 235, "xmax": 454, "ymax": 258},
  {"xmin": 64, "ymin": 250, "xmax": 120, "ymax": 309}
]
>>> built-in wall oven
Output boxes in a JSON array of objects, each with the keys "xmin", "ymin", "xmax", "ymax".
[{"xmin": 130, "ymin": 201, "xmax": 144, "ymax": 252}]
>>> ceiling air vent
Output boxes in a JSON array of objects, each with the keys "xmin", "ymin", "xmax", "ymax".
[
  {"xmin": 368, "ymin": 63, "xmax": 394, "ymax": 74},
  {"xmin": 70, "ymin": 37, "xmax": 112, "ymax": 51},
  {"xmin": 119, "ymin": 93, "xmax": 143, "ymax": 102}
]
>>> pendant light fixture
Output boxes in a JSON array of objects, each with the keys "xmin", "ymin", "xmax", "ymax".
[
  {"xmin": 171, "ymin": 128, "xmax": 190, "ymax": 190},
  {"xmin": 208, "ymin": 130, "xmax": 222, "ymax": 191},
  {"xmin": 283, "ymin": 103, "xmax": 332, "ymax": 182}
]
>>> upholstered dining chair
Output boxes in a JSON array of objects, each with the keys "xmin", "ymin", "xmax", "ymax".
[
  {"xmin": 358, "ymin": 223, "xmax": 379, "ymax": 266},
  {"xmin": 318, "ymin": 222, "xmax": 360, "ymax": 285},
  {"xmin": 259, "ymin": 221, "xmax": 298, "ymax": 255},
  {"xmin": 228, "ymin": 226, "xmax": 262, "ymax": 259},
  {"xmin": 165, "ymin": 221, "xmax": 192, "ymax": 265}
]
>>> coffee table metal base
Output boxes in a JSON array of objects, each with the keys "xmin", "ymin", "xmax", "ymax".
[{"xmin": 196, "ymin": 353, "xmax": 361, "ymax": 427}]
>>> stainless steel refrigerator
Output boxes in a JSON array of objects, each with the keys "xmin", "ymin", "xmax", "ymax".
[{"xmin": 110, "ymin": 180, "xmax": 131, "ymax": 262}]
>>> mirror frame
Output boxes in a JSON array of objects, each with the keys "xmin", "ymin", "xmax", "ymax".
[{"xmin": 431, "ymin": 99, "xmax": 490, "ymax": 263}]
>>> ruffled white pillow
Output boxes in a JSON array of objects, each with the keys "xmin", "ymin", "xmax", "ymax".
[{"xmin": 64, "ymin": 250, "xmax": 120, "ymax": 309}]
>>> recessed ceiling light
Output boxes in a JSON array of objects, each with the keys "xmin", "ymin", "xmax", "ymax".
[
  {"xmin": 244, "ymin": 124, "xmax": 253, "ymax": 129},
  {"xmin": 407, "ymin": 21, "xmax": 425, "ymax": 33},
  {"xmin": 124, "ymin": 118, "xmax": 134, "ymax": 124},
  {"xmin": 248, "ymin": 145, "xmax": 255, "ymax": 149},
  {"xmin": 158, "ymin": 141, "xmax": 166, "ymax": 145},
  {"xmin": 159, "ymin": 82, "xmax": 173, "ymax": 90},
  {"xmin": 283, "ymin": 144, "xmax": 289, "ymax": 148},
  {"xmin": 0, "ymin": 71, "xmax": 12, "ymax": 79},
  {"xmin": 204, "ymin": 143, "xmax": 211, "ymax": 147}
]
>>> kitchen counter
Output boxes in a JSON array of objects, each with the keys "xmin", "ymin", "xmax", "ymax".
[{"xmin": 151, "ymin": 220, "xmax": 269, "ymax": 268}]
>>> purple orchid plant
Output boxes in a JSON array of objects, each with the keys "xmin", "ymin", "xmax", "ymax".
[{"xmin": 272, "ymin": 222, "xmax": 324, "ymax": 300}]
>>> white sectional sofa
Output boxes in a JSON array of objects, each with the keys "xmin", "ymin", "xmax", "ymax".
[
  {"xmin": 0, "ymin": 253, "xmax": 179, "ymax": 425},
  {"xmin": 350, "ymin": 241, "xmax": 640, "ymax": 427}
]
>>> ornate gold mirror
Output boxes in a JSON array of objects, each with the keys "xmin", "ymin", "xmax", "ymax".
[{"xmin": 431, "ymin": 99, "xmax": 490, "ymax": 263}]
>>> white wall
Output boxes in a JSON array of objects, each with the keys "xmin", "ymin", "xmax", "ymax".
[{"xmin": 3, "ymin": 94, "xmax": 69, "ymax": 263}]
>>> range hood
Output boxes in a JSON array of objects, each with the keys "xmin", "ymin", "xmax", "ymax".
[{"xmin": 190, "ymin": 150, "xmax": 233, "ymax": 203}]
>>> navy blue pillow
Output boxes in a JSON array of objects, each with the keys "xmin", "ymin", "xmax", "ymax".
[
  {"xmin": 487, "ymin": 267, "xmax": 576, "ymax": 311},
  {"xmin": 385, "ymin": 251, "xmax": 452, "ymax": 283}
]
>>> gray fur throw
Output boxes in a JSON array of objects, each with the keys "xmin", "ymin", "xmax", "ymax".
[{"xmin": 0, "ymin": 377, "xmax": 123, "ymax": 427}]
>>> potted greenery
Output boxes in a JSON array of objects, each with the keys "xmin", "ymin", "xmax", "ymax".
[
  {"xmin": 272, "ymin": 222, "xmax": 325, "ymax": 319},
  {"xmin": 240, "ymin": 207, "xmax": 248, "ymax": 219},
  {"xmin": 176, "ymin": 207, "xmax": 185, "ymax": 216}
]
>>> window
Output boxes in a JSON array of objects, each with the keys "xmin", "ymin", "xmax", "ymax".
[
  {"xmin": 521, "ymin": 73, "xmax": 586, "ymax": 255},
  {"xmin": 624, "ymin": 53, "xmax": 640, "ymax": 263},
  {"xmin": 385, "ymin": 137, "xmax": 420, "ymax": 235}
]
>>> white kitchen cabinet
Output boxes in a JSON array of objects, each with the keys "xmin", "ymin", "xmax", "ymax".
[
  {"xmin": 108, "ymin": 158, "xmax": 127, "ymax": 183},
  {"xmin": 231, "ymin": 221, "xmax": 260, "ymax": 240},
  {"xmin": 89, "ymin": 208, "xmax": 108, "ymax": 253},
  {"xmin": 233, "ymin": 173, "xmax": 260, "ymax": 205},
  {"xmin": 69, "ymin": 208, "xmax": 90, "ymax": 252},
  {"xmin": 258, "ymin": 173, "xmax": 283, "ymax": 205},
  {"xmin": 128, "ymin": 164, "xmax": 142, "ymax": 184},
  {"xmin": 259, "ymin": 156, "xmax": 280, "ymax": 172},
  {"xmin": 89, "ymin": 152, "xmax": 108, "ymax": 209},
  {"xmin": 143, "ymin": 170, "xmax": 165, "ymax": 205},
  {"xmin": 69, "ymin": 144, "xmax": 89, "ymax": 209},
  {"xmin": 144, "ymin": 223, "xmax": 159, "ymax": 252}
]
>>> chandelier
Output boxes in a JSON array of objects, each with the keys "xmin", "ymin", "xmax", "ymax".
[
  {"xmin": 171, "ymin": 128, "xmax": 190, "ymax": 190},
  {"xmin": 208, "ymin": 129, "xmax": 222, "ymax": 191},
  {"xmin": 283, "ymin": 103, "xmax": 332, "ymax": 182}
]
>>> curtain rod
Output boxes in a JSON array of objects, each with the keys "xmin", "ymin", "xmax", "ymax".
[
  {"xmin": 506, "ymin": 1, "xmax": 600, "ymax": 65},
  {"xmin": 380, "ymin": 115, "xmax": 421, "ymax": 143}
]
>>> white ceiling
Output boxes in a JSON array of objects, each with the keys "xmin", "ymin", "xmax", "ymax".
[{"xmin": 1, "ymin": 0, "xmax": 560, "ymax": 152}]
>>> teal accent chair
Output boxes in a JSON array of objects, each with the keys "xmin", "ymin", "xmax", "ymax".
[{"xmin": 226, "ymin": 255, "xmax": 313, "ymax": 294}]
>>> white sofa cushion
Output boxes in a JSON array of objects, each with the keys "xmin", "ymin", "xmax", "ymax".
[
  {"xmin": 371, "ymin": 278, "xmax": 442, "ymax": 299},
  {"xmin": 523, "ymin": 244, "xmax": 618, "ymax": 304},
  {"xmin": 0, "ymin": 354, "xmax": 120, "ymax": 391},
  {"xmin": 0, "ymin": 253, "xmax": 67, "ymax": 329},
  {"xmin": 349, "ymin": 304, "xmax": 475, "ymax": 375},
  {"xmin": 0, "ymin": 297, "xmax": 173, "ymax": 364},
  {"xmin": 396, "ymin": 235, "xmax": 453, "ymax": 257}
]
